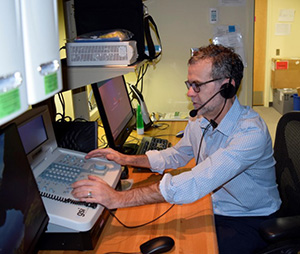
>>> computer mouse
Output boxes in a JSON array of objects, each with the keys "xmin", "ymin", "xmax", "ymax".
[
  {"xmin": 140, "ymin": 236, "xmax": 175, "ymax": 254},
  {"xmin": 175, "ymin": 130, "xmax": 184, "ymax": 138}
]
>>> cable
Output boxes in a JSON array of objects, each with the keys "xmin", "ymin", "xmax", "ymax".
[
  {"xmin": 196, "ymin": 123, "xmax": 211, "ymax": 165},
  {"xmin": 55, "ymin": 92, "xmax": 74, "ymax": 122},
  {"xmin": 104, "ymin": 252, "xmax": 140, "ymax": 254},
  {"xmin": 196, "ymin": 98, "xmax": 228, "ymax": 164},
  {"xmin": 211, "ymin": 98, "xmax": 227, "ymax": 127},
  {"xmin": 152, "ymin": 133, "xmax": 175, "ymax": 139},
  {"xmin": 102, "ymin": 203, "xmax": 175, "ymax": 229},
  {"xmin": 152, "ymin": 122, "xmax": 169, "ymax": 130},
  {"xmin": 73, "ymin": 117, "xmax": 88, "ymax": 122},
  {"xmin": 98, "ymin": 134, "xmax": 108, "ymax": 149},
  {"xmin": 135, "ymin": 62, "xmax": 149, "ymax": 93}
]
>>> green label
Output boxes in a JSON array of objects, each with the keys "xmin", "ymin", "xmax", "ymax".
[
  {"xmin": 44, "ymin": 73, "xmax": 58, "ymax": 94},
  {"xmin": 0, "ymin": 89, "xmax": 21, "ymax": 119}
]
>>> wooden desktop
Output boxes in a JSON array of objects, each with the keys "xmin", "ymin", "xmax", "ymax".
[{"xmin": 38, "ymin": 121, "xmax": 218, "ymax": 254}]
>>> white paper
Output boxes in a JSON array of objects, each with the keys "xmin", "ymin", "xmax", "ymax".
[
  {"xmin": 278, "ymin": 9, "xmax": 295, "ymax": 22},
  {"xmin": 275, "ymin": 23, "xmax": 291, "ymax": 36}
]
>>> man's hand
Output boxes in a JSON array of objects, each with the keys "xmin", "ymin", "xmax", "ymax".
[
  {"xmin": 85, "ymin": 148, "xmax": 151, "ymax": 168},
  {"xmin": 71, "ymin": 175, "xmax": 166, "ymax": 209},
  {"xmin": 85, "ymin": 148, "xmax": 127, "ymax": 165},
  {"xmin": 71, "ymin": 175, "xmax": 120, "ymax": 209}
]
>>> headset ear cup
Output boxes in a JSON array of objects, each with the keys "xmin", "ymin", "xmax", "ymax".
[{"xmin": 220, "ymin": 83, "xmax": 236, "ymax": 99}]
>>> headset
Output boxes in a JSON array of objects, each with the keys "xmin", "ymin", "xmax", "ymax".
[
  {"xmin": 189, "ymin": 73, "xmax": 236, "ymax": 118},
  {"xmin": 220, "ymin": 76, "xmax": 236, "ymax": 99}
]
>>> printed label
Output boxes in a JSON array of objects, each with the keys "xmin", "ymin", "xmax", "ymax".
[
  {"xmin": 0, "ymin": 89, "xmax": 21, "ymax": 119},
  {"xmin": 44, "ymin": 72, "xmax": 58, "ymax": 94}
]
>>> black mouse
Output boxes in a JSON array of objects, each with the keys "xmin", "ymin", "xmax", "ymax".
[
  {"xmin": 140, "ymin": 236, "xmax": 175, "ymax": 254},
  {"xmin": 175, "ymin": 130, "xmax": 184, "ymax": 138}
]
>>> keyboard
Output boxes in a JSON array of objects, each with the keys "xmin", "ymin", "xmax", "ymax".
[
  {"xmin": 136, "ymin": 136, "xmax": 171, "ymax": 155},
  {"xmin": 33, "ymin": 151, "xmax": 121, "ymax": 232},
  {"xmin": 35, "ymin": 153, "xmax": 111, "ymax": 207}
]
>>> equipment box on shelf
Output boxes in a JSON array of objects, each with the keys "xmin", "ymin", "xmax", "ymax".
[{"xmin": 272, "ymin": 88, "xmax": 296, "ymax": 115}]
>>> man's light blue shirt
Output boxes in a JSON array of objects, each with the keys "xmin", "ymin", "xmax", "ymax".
[{"xmin": 146, "ymin": 98, "xmax": 281, "ymax": 216}]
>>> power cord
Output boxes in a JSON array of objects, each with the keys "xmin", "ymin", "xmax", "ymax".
[
  {"xmin": 104, "ymin": 252, "xmax": 140, "ymax": 254},
  {"xmin": 152, "ymin": 122, "xmax": 169, "ymax": 130},
  {"xmin": 135, "ymin": 62, "xmax": 149, "ymax": 93},
  {"xmin": 101, "ymin": 203, "xmax": 175, "ymax": 229}
]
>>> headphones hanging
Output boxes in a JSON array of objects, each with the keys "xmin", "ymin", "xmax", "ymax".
[{"xmin": 143, "ymin": 5, "xmax": 162, "ymax": 61}]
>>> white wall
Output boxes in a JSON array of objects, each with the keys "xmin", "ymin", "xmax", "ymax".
[{"xmin": 126, "ymin": 0, "xmax": 254, "ymax": 114}]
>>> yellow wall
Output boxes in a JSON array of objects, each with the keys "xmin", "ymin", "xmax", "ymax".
[
  {"xmin": 56, "ymin": 0, "xmax": 74, "ymax": 121},
  {"xmin": 132, "ymin": 0, "xmax": 254, "ymax": 113},
  {"xmin": 265, "ymin": 0, "xmax": 300, "ymax": 106},
  {"xmin": 253, "ymin": 0, "xmax": 267, "ymax": 106}
]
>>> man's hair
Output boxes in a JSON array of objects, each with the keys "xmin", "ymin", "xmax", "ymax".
[{"xmin": 188, "ymin": 44, "xmax": 244, "ymax": 91}]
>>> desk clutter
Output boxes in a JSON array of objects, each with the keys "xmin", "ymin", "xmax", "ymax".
[{"xmin": 152, "ymin": 112, "xmax": 190, "ymax": 121}]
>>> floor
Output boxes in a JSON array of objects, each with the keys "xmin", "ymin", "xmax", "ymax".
[{"xmin": 253, "ymin": 106, "xmax": 282, "ymax": 146}]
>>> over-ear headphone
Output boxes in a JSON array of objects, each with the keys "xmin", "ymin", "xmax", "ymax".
[{"xmin": 220, "ymin": 76, "xmax": 236, "ymax": 99}]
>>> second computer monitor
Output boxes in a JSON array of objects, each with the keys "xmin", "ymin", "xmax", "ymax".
[{"xmin": 92, "ymin": 76, "xmax": 136, "ymax": 152}]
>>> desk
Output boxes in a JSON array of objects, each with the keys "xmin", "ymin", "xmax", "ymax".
[{"xmin": 39, "ymin": 121, "xmax": 218, "ymax": 254}]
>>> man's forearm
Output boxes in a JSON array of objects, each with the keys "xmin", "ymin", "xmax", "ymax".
[
  {"xmin": 123, "ymin": 154, "xmax": 151, "ymax": 168},
  {"xmin": 116, "ymin": 182, "xmax": 166, "ymax": 208}
]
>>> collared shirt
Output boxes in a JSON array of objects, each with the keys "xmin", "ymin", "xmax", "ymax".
[{"xmin": 146, "ymin": 98, "xmax": 281, "ymax": 216}]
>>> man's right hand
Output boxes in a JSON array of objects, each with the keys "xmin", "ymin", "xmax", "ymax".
[
  {"xmin": 85, "ymin": 148, "xmax": 151, "ymax": 168},
  {"xmin": 85, "ymin": 148, "xmax": 126, "ymax": 165}
]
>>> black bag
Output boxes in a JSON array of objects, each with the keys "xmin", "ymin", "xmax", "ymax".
[{"xmin": 73, "ymin": 0, "xmax": 161, "ymax": 61}]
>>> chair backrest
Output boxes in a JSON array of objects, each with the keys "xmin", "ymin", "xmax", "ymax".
[{"xmin": 274, "ymin": 111, "xmax": 300, "ymax": 217}]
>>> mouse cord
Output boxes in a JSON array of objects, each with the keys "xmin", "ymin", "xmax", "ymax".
[
  {"xmin": 100, "ymin": 203, "xmax": 175, "ymax": 229},
  {"xmin": 104, "ymin": 252, "xmax": 140, "ymax": 254}
]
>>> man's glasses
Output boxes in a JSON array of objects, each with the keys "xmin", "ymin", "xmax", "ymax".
[{"xmin": 185, "ymin": 78, "xmax": 222, "ymax": 93}]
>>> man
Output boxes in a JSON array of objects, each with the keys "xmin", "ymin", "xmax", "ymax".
[{"xmin": 72, "ymin": 44, "xmax": 281, "ymax": 253}]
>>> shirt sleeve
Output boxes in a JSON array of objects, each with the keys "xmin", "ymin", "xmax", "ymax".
[
  {"xmin": 146, "ymin": 123, "xmax": 195, "ymax": 174},
  {"xmin": 159, "ymin": 123, "xmax": 274, "ymax": 205}
]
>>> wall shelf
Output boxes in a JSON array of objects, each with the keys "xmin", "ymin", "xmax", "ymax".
[{"xmin": 61, "ymin": 58, "xmax": 142, "ymax": 91}]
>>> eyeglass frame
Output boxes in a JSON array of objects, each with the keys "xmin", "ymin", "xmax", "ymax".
[{"xmin": 185, "ymin": 78, "xmax": 223, "ymax": 93}]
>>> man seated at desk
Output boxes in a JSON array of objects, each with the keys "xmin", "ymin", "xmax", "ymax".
[{"xmin": 72, "ymin": 44, "xmax": 281, "ymax": 254}]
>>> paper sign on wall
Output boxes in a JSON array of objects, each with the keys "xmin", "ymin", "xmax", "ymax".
[{"xmin": 276, "ymin": 61, "xmax": 288, "ymax": 70}]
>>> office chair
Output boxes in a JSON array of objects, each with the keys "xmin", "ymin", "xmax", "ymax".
[{"xmin": 257, "ymin": 111, "xmax": 300, "ymax": 254}]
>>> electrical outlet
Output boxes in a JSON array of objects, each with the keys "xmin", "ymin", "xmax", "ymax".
[{"xmin": 210, "ymin": 8, "xmax": 218, "ymax": 24}]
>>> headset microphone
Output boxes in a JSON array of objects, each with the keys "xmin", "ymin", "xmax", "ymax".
[{"xmin": 189, "ymin": 89, "xmax": 224, "ymax": 117}]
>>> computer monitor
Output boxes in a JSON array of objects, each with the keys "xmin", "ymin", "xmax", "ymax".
[
  {"xmin": 0, "ymin": 123, "xmax": 49, "ymax": 254},
  {"xmin": 91, "ymin": 76, "xmax": 136, "ymax": 152}
]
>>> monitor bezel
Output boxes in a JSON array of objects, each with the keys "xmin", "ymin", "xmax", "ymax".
[
  {"xmin": 91, "ymin": 76, "xmax": 136, "ymax": 152},
  {"xmin": 6, "ymin": 105, "xmax": 57, "ymax": 168},
  {"xmin": 0, "ymin": 123, "xmax": 49, "ymax": 254}
]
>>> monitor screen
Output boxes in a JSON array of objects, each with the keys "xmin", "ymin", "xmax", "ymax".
[
  {"xmin": 18, "ymin": 115, "xmax": 48, "ymax": 155},
  {"xmin": 92, "ymin": 76, "xmax": 136, "ymax": 152},
  {"xmin": 0, "ymin": 123, "xmax": 49, "ymax": 254}
]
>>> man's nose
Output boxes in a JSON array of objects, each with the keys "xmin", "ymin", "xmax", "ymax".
[{"xmin": 187, "ymin": 87, "xmax": 197, "ymax": 97}]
